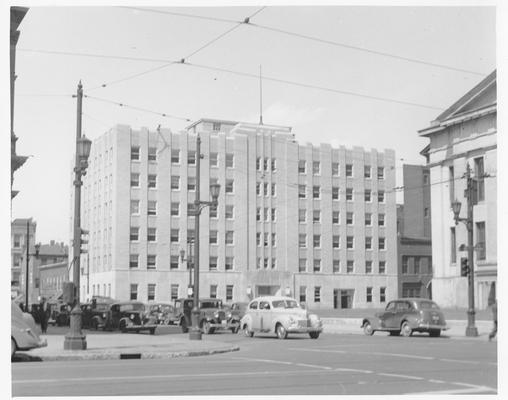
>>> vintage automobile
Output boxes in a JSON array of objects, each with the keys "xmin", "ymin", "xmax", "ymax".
[
  {"xmin": 173, "ymin": 297, "xmax": 239, "ymax": 334},
  {"xmin": 361, "ymin": 298, "xmax": 448, "ymax": 337},
  {"xmin": 48, "ymin": 303, "xmax": 71, "ymax": 327},
  {"xmin": 240, "ymin": 296, "xmax": 323, "ymax": 339},
  {"xmin": 91, "ymin": 301, "xmax": 157, "ymax": 334},
  {"xmin": 11, "ymin": 301, "xmax": 47, "ymax": 358},
  {"xmin": 148, "ymin": 303, "xmax": 177, "ymax": 325},
  {"xmin": 81, "ymin": 298, "xmax": 115, "ymax": 330},
  {"xmin": 226, "ymin": 302, "xmax": 249, "ymax": 332}
]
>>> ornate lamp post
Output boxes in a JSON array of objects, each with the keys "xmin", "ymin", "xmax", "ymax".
[
  {"xmin": 451, "ymin": 164, "xmax": 478, "ymax": 337},
  {"xmin": 64, "ymin": 81, "xmax": 92, "ymax": 350},
  {"xmin": 188, "ymin": 135, "xmax": 220, "ymax": 340},
  {"xmin": 24, "ymin": 223, "xmax": 40, "ymax": 311}
]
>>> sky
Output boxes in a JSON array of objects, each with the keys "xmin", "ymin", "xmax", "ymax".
[{"xmin": 6, "ymin": 2, "xmax": 498, "ymax": 245}]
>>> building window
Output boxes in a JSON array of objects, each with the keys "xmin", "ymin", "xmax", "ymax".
[
  {"xmin": 347, "ymin": 236, "xmax": 354, "ymax": 249},
  {"xmin": 332, "ymin": 162, "xmax": 339, "ymax": 176},
  {"xmin": 187, "ymin": 229, "xmax": 195, "ymax": 242},
  {"xmin": 364, "ymin": 165, "xmax": 371, "ymax": 178},
  {"xmin": 364, "ymin": 189, "xmax": 371, "ymax": 202},
  {"xmin": 225, "ymin": 257, "xmax": 234, "ymax": 271},
  {"xmin": 171, "ymin": 149, "xmax": 180, "ymax": 164},
  {"xmin": 131, "ymin": 146, "xmax": 140, "ymax": 161},
  {"xmin": 366, "ymin": 287, "xmax": 373, "ymax": 303},
  {"xmin": 130, "ymin": 173, "xmax": 140, "ymax": 187},
  {"xmin": 225, "ymin": 179, "xmax": 234, "ymax": 194},
  {"xmin": 365, "ymin": 213, "xmax": 372, "ymax": 226},
  {"xmin": 271, "ymin": 233, "xmax": 276, "ymax": 247},
  {"xmin": 147, "ymin": 227, "xmax": 157, "ymax": 242},
  {"xmin": 346, "ymin": 164, "xmax": 353, "ymax": 177},
  {"xmin": 346, "ymin": 212, "xmax": 354, "ymax": 225},
  {"xmin": 424, "ymin": 207, "xmax": 430, "ymax": 218},
  {"xmin": 170, "ymin": 255, "xmax": 179, "ymax": 270},
  {"xmin": 347, "ymin": 260, "xmax": 354, "ymax": 273},
  {"xmin": 171, "ymin": 202, "xmax": 179, "ymax": 216},
  {"xmin": 188, "ymin": 203, "xmax": 197, "ymax": 215},
  {"xmin": 212, "ymin": 122, "xmax": 221, "ymax": 131},
  {"xmin": 378, "ymin": 237, "xmax": 385, "ymax": 250},
  {"xmin": 263, "ymin": 183, "xmax": 269, "ymax": 196},
  {"xmin": 299, "ymin": 209, "xmax": 306, "ymax": 223},
  {"xmin": 256, "ymin": 208, "xmax": 261, "ymax": 222},
  {"xmin": 226, "ymin": 285, "xmax": 233, "ymax": 301},
  {"xmin": 130, "ymin": 227, "xmax": 139, "ymax": 241},
  {"xmin": 474, "ymin": 157, "xmax": 485, "ymax": 202},
  {"xmin": 13, "ymin": 234, "xmax": 22, "ymax": 248},
  {"xmin": 188, "ymin": 177, "xmax": 196, "ymax": 191},
  {"xmin": 378, "ymin": 213, "xmax": 385, "ymax": 227},
  {"xmin": 378, "ymin": 191, "xmax": 385, "ymax": 203},
  {"xmin": 226, "ymin": 153, "xmax": 234, "ymax": 168},
  {"xmin": 129, "ymin": 254, "xmax": 139, "ymax": 268},
  {"xmin": 225, "ymin": 231, "xmax": 234, "ymax": 245},
  {"xmin": 263, "ymin": 232, "xmax": 269, "ymax": 247},
  {"xmin": 380, "ymin": 287, "xmax": 386, "ymax": 303},
  {"xmin": 263, "ymin": 158, "xmax": 269, "ymax": 171},
  {"xmin": 264, "ymin": 207, "xmax": 269, "ymax": 222},
  {"xmin": 414, "ymin": 257, "xmax": 420, "ymax": 274},
  {"xmin": 148, "ymin": 147, "xmax": 157, "ymax": 162},
  {"xmin": 130, "ymin": 284, "xmax": 138, "ymax": 300},
  {"xmin": 313, "ymin": 210, "xmax": 321, "ymax": 223},
  {"xmin": 147, "ymin": 284, "xmax": 156, "ymax": 301},
  {"xmin": 299, "ymin": 258, "xmax": 307, "ymax": 272},
  {"xmin": 146, "ymin": 255, "xmax": 156, "ymax": 270},
  {"xmin": 333, "ymin": 259, "xmax": 340, "ymax": 273},
  {"xmin": 476, "ymin": 222, "xmax": 486, "ymax": 260},
  {"xmin": 298, "ymin": 184, "xmax": 307, "ymax": 199},
  {"xmin": 205, "ymin": 257, "xmax": 216, "ymax": 272},
  {"xmin": 209, "ymin": 230, "xmax": 218, "ymax": 245},
  {"xmin": 271, "ymin": 158, "xmax": 277, "ymax": 172},
  {"xmin": 263, "ymin": 257, "xmax": 269, "ymax": 269},
  {"xmin": 313, "ymin": 234, "xmax": 321, "ymax": 248},
  {"xmin": 377, "ymin": 167, "xmax": 384, "ymax": 179},
  {"xmin": 170, "ymin": 229, "xmax": 179, "ymax": 243},
  {"xmin": 271, "ymin": 183, "xmax": 276, "ymax": 197},
  {"xmin": 299, "ymin": 234, "xmax": 307, "ymax": 248},
  {"xmin": 366, "ymin": 260, "xmax": 372, "ymax": 274},
  {"xmin": 225, "ymin": 205, "xmax": 234, "ymax": 219},
  {"xmin": 314, "ymin": 287, "xmax": 321, "ymax": 303},
  {"xmin": 256, "ymin": 157, "xmax": 261, "ymax": 171},
  {"xmin": 332, "ymin": 187, "xmax": 339, "ymax": 200},
  {"xmin": 346, "ymin": 188, "xmax": 353, "ymax": 201},
  {"xmin": 148, "ymin": 200, "xmax": 157, "ymax": 216},
  {"xmin": 210, "ymin": 152, "xmax": 218, "ymax": 167},
  {"xmin": 256, "ymin": 182, "xmax": 261, "ymax": 196},
  {"xmin": 449, "ymin": 166, "xmax": 455, "ymax": 204},
  {"xmin": 188, "ymin": 150, "xmax": 196, "ymax": 165},
  {"xmin": 298, "ymin": 160, "xmax": 306, "ymax": 174},
  {"xmin": 313, "ymin": 259, "xmax": 321, "ymax": 273},
  {"xmin": 313, "ymin": 186, "xmax": 320, "ymax": 199},
  {"xmin": 171, "ymin": 284, "xmax": 179, "ymax": 300},
  {"xmin": 379, "ymin": 261, "xmax": 386, "ymax": 274},
  {"xmin": 299, "ymin": 286, "xmax": 306, "ymax": 303},
  {"xmin": 332, "ymin": 211, "xmax": 340, "ymax": 224},
  {"xmin": 271, "ymin": 258, "xmax": 277, "ymax": 269},
  {"xmin": 402, "ymin": 256, "xmax": 409, "ymax": 274},
  {"xmin": 209, "ymin": 285, "xmax": 217, "ymax": 299},
  {"xmin": 313, "ymin": 161, "xmax": 320, "ymax": 175},
  {"xmin": 130, "ymin": 200, "xmax": 140, "ymax": 214},
  {"xmin": 332, "ymin": 235, "xmax": 340, "ymax": 249},
  {"xmin": 171, "ymin": 175, "xmax": 180, "ymax": 190},
  {"xmin": 365, "ymin": 236, "xmax": 372, "ymax": 250},
  {"xmin": 256, "ymin": 232, "xmax": 261, "ymax": 246},
  {"xmin": 450, "ymin": 227, "xmax": 457, "ymax": 264}
]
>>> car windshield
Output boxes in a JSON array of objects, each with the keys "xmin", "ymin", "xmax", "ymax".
[
  {"xmin": 417, "ymin": 301, "xmax": 440, "ymax": 310},
  {"xmin": 272, "ymin": 299, "xmax": 299, "ymax": 309},
  {"xmin": 119, "ymin": 303, "xmax": 144, "ymax": 312},
  {"xmin": 200, "ymin": 301, "xmax": 222, "ymax": 309},
  {"xmin": 95, "ymin": 304, "xmax": 109, "ymax": 311}
]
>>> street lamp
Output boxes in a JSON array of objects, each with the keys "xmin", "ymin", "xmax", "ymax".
[
  {"xmin": 64, "ymin": 81, "xmax": 91, "ymax": 350},
  {"xmin": 24, "ymin": 222, "xmax": 40, "ymax": 311},
  {"xmin": 180, "ymin": 242, "xmax": 194, "ymax": 298},
  {"xmin": 451, "ymin": 163, "xmax": 478, "ymax": 337},
  {"xmin": 188, "ymin": 135, "xmax": 220, "ymax": 340}
]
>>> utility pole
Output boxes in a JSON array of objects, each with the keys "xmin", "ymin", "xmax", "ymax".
[
  {"xmin": 465, "ymin": 164, "xmax": 478, "ymax": 337},
  {"xmin": 25, "ymin": 220, "xmax": 30, "ymax": 309}
]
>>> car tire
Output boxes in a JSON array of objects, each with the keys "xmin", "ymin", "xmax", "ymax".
[
  {"xmin": 180, "ymin": 318, "xmax": 189, "ymax": 333},
  {"xmin": 243, "ymin": 325, "xmax": 254, "ymax": 338},
  {"xmin": 276, "ymin": 324, "xmax": 288, "ymax": 340},
  {"xmin": 11, "ymin": 338, "xmax": 16, "ymax": 359},
  {"xmin": 363, "ymin": 322, "xmax": 374, "ymax": 336},
  {"xmin": 92, "ymin": 320, "xmax": 99, "ymax": 330},
  {"xmin": 400, "ymin": 321, "xmax": 412, "ymax": 337},
  {"xmin": 309, "ymin": 332, "xmax": 320, "ymax": 339},
  {"xmin": 231, "ymin": 326, "xmax": 240, "ymax": 334},
  {"xmin": 202, "ymin": 321, "xmax": 213, "ymax": 335},
  {"xmin": 150, "ymin": 328, "xmax": 156, "ymax": 335},
  {"xmin": 429, "ymin": 329, "xmax": 441, "ymax": 337},
  {"xmin": 119, "ymin": 320, "xmax": 127, "ymax": 333}
]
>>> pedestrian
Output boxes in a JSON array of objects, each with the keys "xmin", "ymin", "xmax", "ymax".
[
  {"xmin": 39, "ymin": 297, "xmax": 50, "ymax": 334},
  {"xmin": 488, "ymin": 299, "xmax": 497, "ymax": 341}
]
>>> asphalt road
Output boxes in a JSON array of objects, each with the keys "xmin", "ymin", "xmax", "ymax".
[{"xmin": 12, "ymin": 332, "xmax": 497, "ymax": 396}]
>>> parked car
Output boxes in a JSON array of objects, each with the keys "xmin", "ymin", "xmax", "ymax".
[
  {"xmin": 81, "ymin": 298, "xmax": 115, "ymax": 330},
  {"xmin": 148, "ymin": 303, "xmax": 177, "ymax": 325},
  {"xmin": 48, "ymin": 303, "xmax": 71, "ymax": 327},
  {"xmin": 11, "ymin": 301, "xmax": 47, "ymax": 358},
  {"xmin": 226, "ymin": 302, "xmax": 248, "ymax": 332},
  {"xmin": 92, "ymin": 301, "xmax": 157, "ymax": 334},
  {"xmin": 240, "ymin": 296, "xmax": 323, "ymax": 339},
  {"xmin": 173, "ymin": 298, "xmax": 239, "ymax": 334},
  {"xmin": 361, "ymin": 298, "xmax": 448, "ymax": 337}
]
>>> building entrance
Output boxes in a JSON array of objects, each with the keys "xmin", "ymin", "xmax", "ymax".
[{"xmin": 340, "ymin": 290, "xmax": 354, "ymax": 309}]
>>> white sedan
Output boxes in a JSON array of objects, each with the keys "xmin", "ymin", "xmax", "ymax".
[{"xmin": 240, "ymin": 296, "xmax": 323, "ymax": 339}]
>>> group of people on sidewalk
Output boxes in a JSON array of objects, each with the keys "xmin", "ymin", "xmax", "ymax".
[{"xmin": 19, "ymin": 297, "xmax": 51, "ymax": 334}]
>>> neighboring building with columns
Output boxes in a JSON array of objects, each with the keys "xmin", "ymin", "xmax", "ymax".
[
  {"xmin": 418, "ymin": 70, "xmax": 497, "ymax": 309},
  {"xmin": 78, "ymin": 119, "xmax": 397, "ymax": 309}
]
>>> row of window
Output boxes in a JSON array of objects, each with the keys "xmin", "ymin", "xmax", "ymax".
[
  {"xmin": 132, "ymin": 147, "xmax": 235, "ymax": 168},
  {"xmin": 129, "ymin": 254, "xmax": 235, "ymax": 271},
  {"xmin": 401, "ymin": 256, "xmax": 432, "ymax": 275},
  {"xmin": 130, "ymin": 228, "xmax": 236, "ymax": 245},
  {"xmin": 298, "ymin": 259, "xmax": 386, "ymax": 274},
  {"xmin": 298, "ymin": 234, "xmax": 386, "ymax": 250},
  {"xmin": 299, "ymin": 210, "xmax": 385, "ymax": 226},
  {"xmin": 298, "ymin": 185, "xmax": 385, "ymax": 202},
  {"xmin": 298, "ymin": 161, "xmax": 385, "ymax": 179},
  {"xmin": 128, "ymin": 283, "xmax": 235, "ymax": 302},
  {"xmin": 131, "ymin": 174, "xmax": 236, "ymax": 194},
  {"xmin": 256, "ymin": 182, "xmax": 277, "ymax": 197},
  {"xmin": 130, "ymin": 200, "xmax": 235, "ymax": 219},
  {"xmin": 299, "ymin": 285, "xmax": 386, "ymax": 303}
]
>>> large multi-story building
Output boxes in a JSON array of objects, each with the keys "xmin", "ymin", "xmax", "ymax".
[
  {"xmin": 418, "ymin": 70, "xmax": 497, "ymax": 309},
  {"xmin": 79, "ymin": 119, "xmax": 397, "ymax": 309}
]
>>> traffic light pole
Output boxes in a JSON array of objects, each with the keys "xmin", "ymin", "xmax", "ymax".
[{"xmin": 465, "ymin": 164, "xmax": 478, "ymax": 337}]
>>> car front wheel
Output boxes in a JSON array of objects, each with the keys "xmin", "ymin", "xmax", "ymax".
[
  {"xmin": 276, "ymin": 324, "xmax": 288, "ymax": 340},
  {"xmin": 363, "ymin": 322, "xmax": 374, "ymax": 336},
  {"xmin": 429, "ymin": 329, "xmax": 441, "ymax": 337},
  {"xmin": 400, "ymin": 321, "xmax": 412, "ymax": 337},
  {"xmin": 309, "ymin": 332, "xmax": 320, "ymax": 339},
  {"xmin": 243, "ymin": 325, "xmax": 254, "ymax": 337}
]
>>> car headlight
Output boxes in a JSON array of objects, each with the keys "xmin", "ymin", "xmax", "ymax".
[
  {"xmin": 214, "ymin": 311, "xmax": 219, "ymax": 318},
  {"xmin": 226, "ymin": 311, "xmax": 232, "ymax": 319},
  {"xmin": 130, "ymin": 314, "xmax": 135, "ymax": 319},
  {"xmin": 102, "ymin": 313, "xmax": 107, "ymax": 318}
]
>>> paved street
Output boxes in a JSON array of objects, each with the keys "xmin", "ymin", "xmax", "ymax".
[{"xmin": 12, "ymin": 332, "xmax": 497, "ymax": 396}]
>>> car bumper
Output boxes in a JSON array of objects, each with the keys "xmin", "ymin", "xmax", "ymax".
[
  {"xmin": 19, "ymin": 337, "xmax": 47, "ymax": 351},
  {"xmin": 287, "ymin": 325, "xmax": 323, "ymax": 334},
  {"xmin": 209, "ymin": 320, "xmax": 238, "ymax": 330},
  {"xmin": 417, "ymin": 322, "xmax": 448, "ymax": 331}
]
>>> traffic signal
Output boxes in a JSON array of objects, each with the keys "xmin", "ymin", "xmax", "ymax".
[
  {"xmin": 80, "ymin": 228, "xmax": 89, "ymax": 254},
  {"xmin": 460, "ymin": 257, "xmax": 469, "ymax": 277}
]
